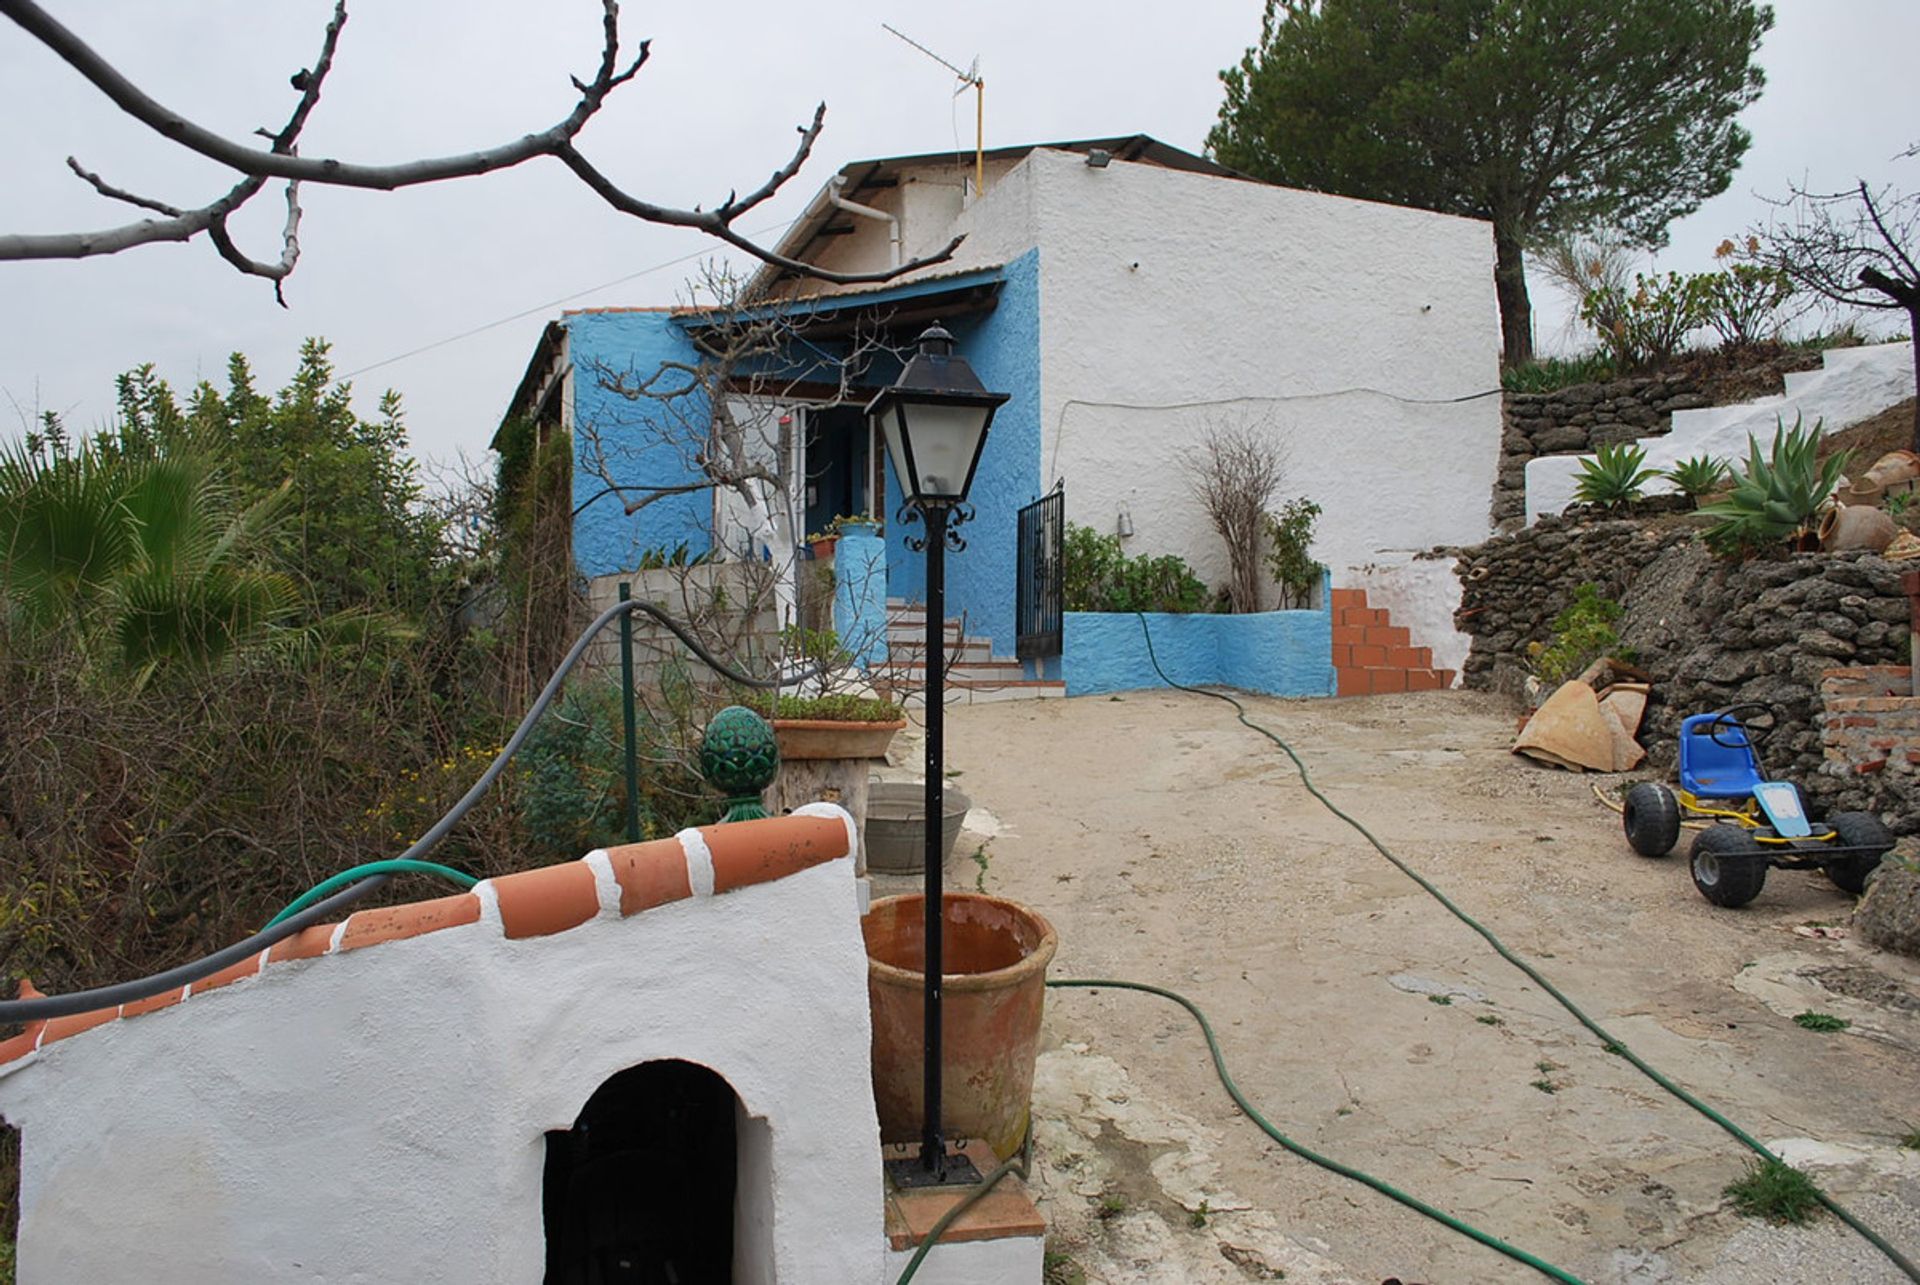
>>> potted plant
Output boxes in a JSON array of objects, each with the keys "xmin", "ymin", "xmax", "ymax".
[
  {"xmin": 757, "ymin": 691, "xmax": 906, "ymax": 760},
  {"xmin": 806, "ymin": 529, "xmax": 839, "ymax": 561}
]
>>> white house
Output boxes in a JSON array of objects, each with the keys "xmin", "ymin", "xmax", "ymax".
[{"xmin": 504, "ymin": 135, "xmax": 1503, "ymax": 696}]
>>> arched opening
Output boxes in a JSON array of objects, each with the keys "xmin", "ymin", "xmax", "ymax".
[{"xmin": 543, "ymin": 1059, "xmax": 756, "ymax": 1284}]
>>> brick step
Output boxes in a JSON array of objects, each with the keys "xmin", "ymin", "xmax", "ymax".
[
  {"xmin": 1333, "ymin": 643, "xmax": 1432, "ymax": 670},
  {"xmin": 1337, "ymin": 667, "xmax": 1456, "ymax": 697}
]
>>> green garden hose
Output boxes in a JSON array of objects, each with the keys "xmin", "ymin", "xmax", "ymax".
[
  {"xmin": 1131, "ymin": 612, "xmax": 1920, "ymax": 1283},
  {"xmin": 1048, "ymin": 978, "xmax": 1588, "ymax": 1284},
  {"xmin": 264, "ymin": 859, "xmax": 477, "ymax": 928}
]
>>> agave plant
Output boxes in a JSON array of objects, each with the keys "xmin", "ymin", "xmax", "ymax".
[
  {"xmin": 1666, "ymin": 454, "xmax": 1730, "ymax": 501},
  {"xmin": 1700, "ymin": 414, "xmax": 1850, "ymax": 558},
  {"xmin": 1573, "ymin": 441, "xmax": 1660, "ymax": 509}
]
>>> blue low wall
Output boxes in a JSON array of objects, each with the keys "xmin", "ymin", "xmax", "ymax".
[
  {"xmin": 832, "ymin": 527, "xmax": 888, "ymax": 668},
  {"xmin": 1063, "ymin": 606, "xmax": 1335, "ymax": 699}
]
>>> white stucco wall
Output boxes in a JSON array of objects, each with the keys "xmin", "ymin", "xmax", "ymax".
[
  {"xmin": 1349, "ymin": 554, "xmax": 1470, "ymax": 681},
  {"xmin": 1028, "ymin": 148, "xmax": 1502, "ymax": 597},
  {"xmin": 0, "ymin": 840, "xmax": 885, "ymax": 1283},
  {"xmin": 1525, "ymin": 340, "xmax": 1917, "ymax": 522}
]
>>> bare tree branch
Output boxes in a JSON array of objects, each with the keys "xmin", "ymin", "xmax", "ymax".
[
  {"xmin": 0, "ymin": 0, "xmax": 964, "ymax": 291},
  {"xmin": 1752, "ymin": 171, "xmax": 1920, "ymax": 448},
  {"xmin": 64, "ymin": 158, "xmax": 184, "ymax": 217}
]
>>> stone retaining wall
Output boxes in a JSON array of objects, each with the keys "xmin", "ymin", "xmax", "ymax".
[
  {"xmin": 1454, "ymin": 515, "xmax": 1919, "ymax": 831},
  {"xmin": 1493, "ymin": 353, "xmax": 1822, "ymax": 527}
]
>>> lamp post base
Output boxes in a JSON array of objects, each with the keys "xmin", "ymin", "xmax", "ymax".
[{"xmin": 885, "ymin": 1149, "xmax": 985, "ymax": 1190}]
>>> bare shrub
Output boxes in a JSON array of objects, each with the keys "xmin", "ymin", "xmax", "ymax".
[{"xmin": 1188, "ymin": 421, "xmax": 1287, "ymax": 614}]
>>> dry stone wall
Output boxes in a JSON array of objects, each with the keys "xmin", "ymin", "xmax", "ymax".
[{"xmin": 1454, "ymin": 515, "xmax": 1919, "ymax": 832}]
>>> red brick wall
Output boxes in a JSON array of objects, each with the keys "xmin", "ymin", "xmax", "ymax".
[{"xmin": 1821, "ymin": 666, "xmax": 1920, "ymax": 779}]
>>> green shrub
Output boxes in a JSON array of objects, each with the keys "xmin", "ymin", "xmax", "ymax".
[
  {"xmin": 1063, "ymin": 523, "xmax": 1214, "ymax": 614},
  {"xmin": 1528, "ymin": 583, "xmax": 1627, "ymax": 685},
  {"xmin": 1666, "ymin": 454, "xmax": 1730, "ymax": 499},
  {"xmin": 1583, "ymin": 272, "xmax": 1708, "ymax": 368},
  {"xmin": 1701, "ymin": 414, "xmax": 1849, "ymax": 558},
  {"xmin": 1263, "ymin": 497, "xmax": 1324, "ymax": 609},
  {"xmin": 1699, "ymin": 257, "xmax": 1793, "ymax": 348},
  {"xmin": 1573, "ymin": 441, "xmax": 1660, "ymax": 509}
]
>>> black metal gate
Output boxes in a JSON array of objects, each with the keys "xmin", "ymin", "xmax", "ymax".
[{"xmin": 1015, "ymin": 486, "xmax": 1063, "ymax": 661}]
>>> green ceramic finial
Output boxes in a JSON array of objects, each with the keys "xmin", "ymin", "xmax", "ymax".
[{"xmin": 700, "ymin": 705, "xmax": 780, "ymax": 823}]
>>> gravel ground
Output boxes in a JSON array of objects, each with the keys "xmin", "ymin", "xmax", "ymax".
[{"xmin": 876, "ymin": 687, "xmax": 1920, "ymax": 1284}]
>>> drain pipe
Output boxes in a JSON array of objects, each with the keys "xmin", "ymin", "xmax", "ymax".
[{"xmin": 828, "ymin": 175, "xmax": 902, "ymax": 269}]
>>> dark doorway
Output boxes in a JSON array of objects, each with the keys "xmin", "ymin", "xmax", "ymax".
[
  {"xmin": 543, "ymin": 1059, "xmax": 738, "ymax": 1284},
  {"xmin": 803, "ymin": 405, "xmax": 872, "ymax": 537}
]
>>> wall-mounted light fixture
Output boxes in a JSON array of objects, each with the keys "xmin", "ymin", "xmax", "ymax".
[{"xmin": 1085, "ymin": 149, "xmax": 1112, "ymax": 168}]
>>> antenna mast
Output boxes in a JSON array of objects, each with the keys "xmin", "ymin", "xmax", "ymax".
[{"xmin": 882, "ymin": 24, "xmax": 985, "ymax": 198}]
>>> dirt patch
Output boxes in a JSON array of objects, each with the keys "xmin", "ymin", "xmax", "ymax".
[
  {"xmin": 942, "ymin": 687, "xmax": 1920, "ymax": 1283},
  {"xmin": 1804, "ymin": 964, "xmax": 1920, "ymax": 1013}
]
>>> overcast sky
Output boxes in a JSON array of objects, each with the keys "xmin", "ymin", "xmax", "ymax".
[{"xmin": 2, "ymin": 1, "xmax": 1916, "ymax": 469}]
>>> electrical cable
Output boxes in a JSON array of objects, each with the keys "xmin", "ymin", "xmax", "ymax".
[
  {"xmin": 1046, "ymin": 388, "xmax": 1501, "ymax": 492},
  {"xmin": 1129, "ymin": 612, "xmax": 1920, "ymax": 1283},
  {"xmin": 0, "ymin": 597, "xmax": 826, "ymax": 1026}
]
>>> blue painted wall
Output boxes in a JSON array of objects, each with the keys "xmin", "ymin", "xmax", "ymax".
[
  {"xmin": 567, "ymin": 311, "xmax": 711, "ymax": 577},
  {"xmin": 1062, "ymin": 607, "xmax": 1335, "ymax": 699},
  {"xmin": 831, "ymin": 524, "xmax": 888, "ymax": 666},
  {"xmin": 885, "ymin": 249, "xmax": 1041, "ymax": 653}
]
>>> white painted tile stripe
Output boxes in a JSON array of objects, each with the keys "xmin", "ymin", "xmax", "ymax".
[
  {"xmin": 678, "ymin": 827, "xmax": 716, "ymax": 898},
  {"xmin": 583, "ymin": 849, "xmax": 622, "ymax": 916}
]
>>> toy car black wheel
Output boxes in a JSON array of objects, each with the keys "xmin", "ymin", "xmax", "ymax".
[
  {"xmin": 1824, "ymin": 811, "xmax": 1895, "ymax": 895},
  {"xmin": 1623, "ymin": 782, "xmax": 1681, "ymax": 857},
  {"xmin": 1690, "ymin": 825, "xmax": 1769, "ymax": 908}
]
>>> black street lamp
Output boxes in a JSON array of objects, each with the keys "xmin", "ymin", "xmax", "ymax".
[{"xmin": 867, "ymin": 323, "xmax": 1009, "ymax": 1183}]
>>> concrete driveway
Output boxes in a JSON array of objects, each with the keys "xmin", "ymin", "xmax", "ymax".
[{"xmin": 879, "ymin": 688, "xmax": 1920, "ymax": 1284}]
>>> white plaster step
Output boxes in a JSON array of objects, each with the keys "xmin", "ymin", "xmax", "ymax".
[
  {"xmin": 882, "ymin": 641, "xmax": 996, "ymax": 665},
  {"xmin": 875, "ymin": 659, "xmax": 1030, "ymax": 683},
  {"xmin": 892, "ymin": 680, "xmax": 1067, "ymax": 706}
]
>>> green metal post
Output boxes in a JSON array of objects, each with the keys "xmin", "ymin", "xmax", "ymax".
[{"xmin": 618, "ymin": 581, "xmax": 640, "ymax": 842}]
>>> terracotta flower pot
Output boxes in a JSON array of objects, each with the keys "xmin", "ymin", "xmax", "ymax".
[
  {"xmin": 862, "ymin": 892, "xmax": 1057, "ymax": 1160},
  {"xmin": 771, "ymin": 718, "xmax": 904, "ymax": 761},
  {"xmin": 809, "ymin": 537, "xmax": 838, "ymax": 561}
]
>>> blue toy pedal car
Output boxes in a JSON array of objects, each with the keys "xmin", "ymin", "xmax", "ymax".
[{"xmin": 1621, "ymin": 703, "xmax": 1894, "ymax": 908}]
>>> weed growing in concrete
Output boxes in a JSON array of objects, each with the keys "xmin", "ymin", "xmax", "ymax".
[
  {"xmin": 1725, "ymin": 1158, "xmax": 1823, "ymax": 1225},
  {"xmin": 1096, "ymin": 1193, "xmax": 1127, "ymax": 1221},
  {"xmin": 1189, "ymin": 1200, "xmax": 1211, "ymax": 1229},
  {"xmin": 1475, "ymin": 1014, "xmax": 1503, "ymax": 1026},
  {"xmin": 1428, "ymin": 994, "xmax": 1453, "ymax": 1006},
  {"xmin": 1531, "ymin": 1078, "xmax": 1558, "ymax": 1094},
  {"xmin": 1900, "ymin": 1128, "xmax": 1920, "ymax": 1151},
  {"xmin": 971, "ymin": 844, "xmax": 991, "ymax": 893},
  {"xmin": 1793, "ymin": 1012, "xmax": 1849, "ymax": 1032},
  {"xmin": 1043, "ymin": 1241, "xmax": 1088, "ymax": 1285}
]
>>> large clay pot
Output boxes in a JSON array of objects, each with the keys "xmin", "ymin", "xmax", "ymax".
[
  {"xmin": 863, "ymin": 893, "xmax": 1057, "ymax": 1160},
  {"xmin": 1820, "ymin": 504, "xmax": 1898, "ymax": 553}
]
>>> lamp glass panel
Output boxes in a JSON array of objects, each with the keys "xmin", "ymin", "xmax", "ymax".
[
  {"xmin": 896, "ymin": 401, "xmax": 990, "ymax": 501},
  {"xmin": 875, "ymin": 409, "xmax": 911, "ymax": 501}
]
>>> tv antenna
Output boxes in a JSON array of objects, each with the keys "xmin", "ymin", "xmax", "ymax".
[{"xmin": 882, "ymin": 24, "xmax": 985, "ymax": 197}]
